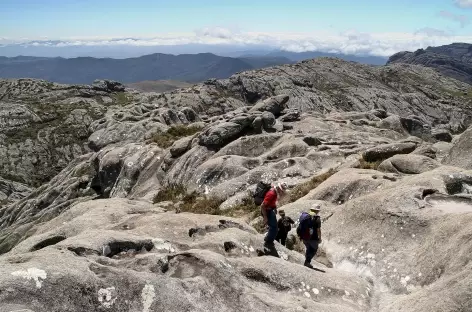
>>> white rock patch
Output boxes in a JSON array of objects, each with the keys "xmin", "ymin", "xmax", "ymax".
[
  {"xmin": 141, "ymin": 284, "xmax": 156, "ymax": 312},
  {"xmin": 98, "ymin": 287, "xmax": 117, "ymax": 308},
  {"xmin": 11, "ymin": 268, "xmax": 47, "ymax": 289}
]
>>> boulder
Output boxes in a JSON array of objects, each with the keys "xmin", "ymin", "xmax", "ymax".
[
  {"xmin": 170, "ymin": 136, "xmax": 194, "ymax": 158},
  {"xmin": 251, "ymin": 116, "xmax": 262, "ymax": 133},
  {"xmin": 378, "ymin": 154, "xmax": 440, "ymax": 174},
  {"xmin": 443, "ymin": 125, "xmax": 472, "ymax": 169},
  {"xmin": 279, "ymin": 109, "xmax": 301, "ymax": 122},
  {"xmin": 377, "ymin": 115, "xmax": 408, "ymax": 135},
  {"xmin": 412, "ymin": 144, "xmax": 437, "ymax": 159},
  {"xmin": 249, "ymin": 95, "xmax": 289, "ymax": 117},
  {"xmin": 198, "ymin": 122, "xmax": 245, "ymax": 149},
  {"xmin": 261, "ymin": 111, "xmax": 276, "ymax": 130},
  {"xmin": 92, "ymin": 80, "xmax": 126, "ymax": 92},
  {"xmin": 362, "ymin": 142, "xmax": 417, "ymax": 162}
]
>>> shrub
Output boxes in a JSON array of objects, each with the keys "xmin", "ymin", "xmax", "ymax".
[
  {"xmin": 222, "ymin": 193, "xmax": 259, "ymax": 218},
  {"xmin": 153, "ymin": 184, "xmax": 186, "ymax": 203}
]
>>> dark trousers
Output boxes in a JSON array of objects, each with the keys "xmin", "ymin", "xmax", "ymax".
[
  {"xmin": 303, "ymin": 239, "xmax": 319, "ymax": 264},
  {"xmin": 276, "ymin": 232, "xmax": 288, "ymax": 246},
  {"xmin": 264, "ymin": 209, "xmax": 278, "ymax": 245}
]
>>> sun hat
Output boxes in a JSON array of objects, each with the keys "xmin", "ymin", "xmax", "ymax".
[{"xmin": 309, "ymin": 203, "xmax": 321, "ymax": 216}]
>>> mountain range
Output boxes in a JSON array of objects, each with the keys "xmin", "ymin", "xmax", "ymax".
[
  {"xmin": 0, "ymin": 50, "xmax": 387, "ymax": 85},
  {"xmin": 387, "ymin": 43, "xmax": 472, "ymax": 85}
]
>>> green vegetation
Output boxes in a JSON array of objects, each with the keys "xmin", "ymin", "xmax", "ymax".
[
  {"xmin": 358, "ymin": 158, "xmax": 382, "ymax": 170},
  {"xmin": 281, "ymin": 169, "xmax": 337, "ymax": 204},
  {"xmin": 150, "ymin": 124, "xmax": 203, "ymax": 148},
  {"xmin": 153, "ymin": 184, "xmax": 258, "ymax": 218},
  {"xmin": 72, "ymin": 164, "xmax": 95, "ymax": 178},
  {"xmin": 112, "ymin": 92, "xmax": 133, "ymax": 106}
]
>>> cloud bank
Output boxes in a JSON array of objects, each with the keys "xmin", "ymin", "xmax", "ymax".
[
  {"xmin": 1, "ymin": 27, "xmax": 471, "ymax": 57},
  {"xmin": 455, "ymin": 0, "xmax": 472, "ymax": 8}
]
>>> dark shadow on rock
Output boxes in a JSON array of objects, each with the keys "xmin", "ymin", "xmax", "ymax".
[{"xmin": 31, "ymin": 235, "xmax": 67, "ymax": 251}]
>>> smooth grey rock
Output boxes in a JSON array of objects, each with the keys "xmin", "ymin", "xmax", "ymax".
[
  {"xmin": 378, "ymin": 154, "xmax": 440, "ymax": 174},
  {"xmin": 170, "ymin": 136, "xmax": 194, "ymax": 158},
  {"xmin": 362, "ymin": 142, "xmax": 417, "ymax": 162},
  {"xmin": 249, "ymin": 95, "xmax": 289, "ymax": 117},
  {"xmin": 261, "ymin": 111, "xmax": 276, "ymax": 130},
  {"xmin": 198, "ymin": 122, "xmax": 245, "ymax": 149},
  {"xmin": 92, "ymin": 79, "xmax": 125, "ymax": 92},
  {"xmin": 279, "ymin": 110, "xmax": 301, "ymax": 122}
]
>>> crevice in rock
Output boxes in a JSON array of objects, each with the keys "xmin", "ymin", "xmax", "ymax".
[
  {"xmin": 31, "ymin": 235, "xmax": 67, "ymax": 251},
  {"xmin": 189, "ymin": 220, "xmax": 254, "ymax": 238},
  {"xmin": 68, "ymin": 246, "xmax": 101, "ymax": 257},
  {"xmin": 102, "ymin": 240, "xmax": 154, "ymax": 258},
  {"xmin": 241, "ymin": 268, "xmax": 290, "ymax": 291},
  {"xmin": 224, "ymin": 241, "xmax": 237, "ymax": 252},
  {"xmin": 421, "ymin": 189, "xmax": 438, "ymax": 199}
]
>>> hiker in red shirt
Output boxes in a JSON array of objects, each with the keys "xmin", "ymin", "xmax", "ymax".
[{"xmin": 261, "ymin": 182, "xmax": 288, "ymax": 250}]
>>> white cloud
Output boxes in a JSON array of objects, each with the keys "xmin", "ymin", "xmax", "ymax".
[
  {"xmin": 455, "ymin": 0, "xmax": 472, "ymax": 8},
  {"xmin": 439, "ymin": 10, "xmax": 470, "ymax": 27},
  {"xmin": 1, "ymin": 28, "xmax": 472, "ymax": 57}
]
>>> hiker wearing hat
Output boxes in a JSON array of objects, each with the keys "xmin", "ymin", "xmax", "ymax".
[
  {"xmin": 296, "ymin": 204, "xmax": 322, "ymax": 269},
  {"xmin": 261, "ymin": 182, "xmax": 288, "ymax": 250},
  {"xmin": 276, "ymin": 209, "xmax": 295, "ymax": 246}
]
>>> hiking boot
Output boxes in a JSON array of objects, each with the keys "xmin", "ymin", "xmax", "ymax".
[
  {"xmin": 264, "ymin": 241, "xmax": 275, "ymax": 248},
  {"xmin": 304, "ymin": 261, "xmax": 314, "ymax": 269}
]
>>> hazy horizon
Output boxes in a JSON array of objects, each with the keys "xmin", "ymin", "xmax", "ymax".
[{"xmin": 2, "ymin": 0, "xmax": 472, "ymax": 58}]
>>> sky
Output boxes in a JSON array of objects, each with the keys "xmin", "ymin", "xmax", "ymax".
[{"xmin": 2, "ymin": 0, "xmax": 472, "ymax": 57}]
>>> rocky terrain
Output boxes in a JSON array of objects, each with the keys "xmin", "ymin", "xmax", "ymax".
[
  {"xmin": 1, "ymin": 57, "xmax": 472, "ymax": 311},
  {"xmin": 126, "ymin": 80, "xmax": 194, "ymax": 93},
  {"xmin": 388, "ymin": 43, "xmax": 472, "ymax": 85}
]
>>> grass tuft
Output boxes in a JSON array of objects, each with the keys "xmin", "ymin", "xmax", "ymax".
[
  {"xmin": 150, "ymin": 124, "xmax": 203, "ymax": 148},
  {"xmin": 358, "ymin": 158, "xmax": 382, "ymax": 170},
  {"xmin": 153, "ymin": 185, "xmax": 259, "ymax": 217},
  {"xmin": 282, "ymin": 169, "xmax": 337, "ymax": 204}
]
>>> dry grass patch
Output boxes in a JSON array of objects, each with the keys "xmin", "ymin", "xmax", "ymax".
[
  {"xmin": 282, "ymin": 169, "xmax": 337, "ymax": 204},
  {"xmin": 150, "ymin": 124, "xmax": 203, "ymax": 148},
  {"xmin": 358, "ymin": 158, "xmax": 382, "ymax": 170},
  {"xmin": 153, "ymin": 185, "xmax": 260, "ymax": 217}
]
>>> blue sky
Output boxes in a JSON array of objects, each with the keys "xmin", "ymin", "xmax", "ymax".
[
  {"xmin": 1, "ymin": 0, "xmax": 472, "ymax": 56},
  {"xmin": 2, "ymin": 0, "xmax": 471, "ymax": 37}
]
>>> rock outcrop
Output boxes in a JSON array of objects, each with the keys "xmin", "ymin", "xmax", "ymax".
[
  {"xmin": 2, "ymin": 57, "xmax": 472, "ymax": 311},
  {"xmin": 387, "ymin": 43, "xmax": 472, "ymax": 85}
]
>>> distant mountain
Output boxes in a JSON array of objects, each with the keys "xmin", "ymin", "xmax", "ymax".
[
  {"xmin": 0, "ymin": 53, "xmax": 293, "ymax": 84},
  {"xmin": 263, "ymin": 50, "xmax": 388, "ymax": 65},
  {"xmin": 387, "ymin": 43, "xmax": 472, "ymax": 85}
]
